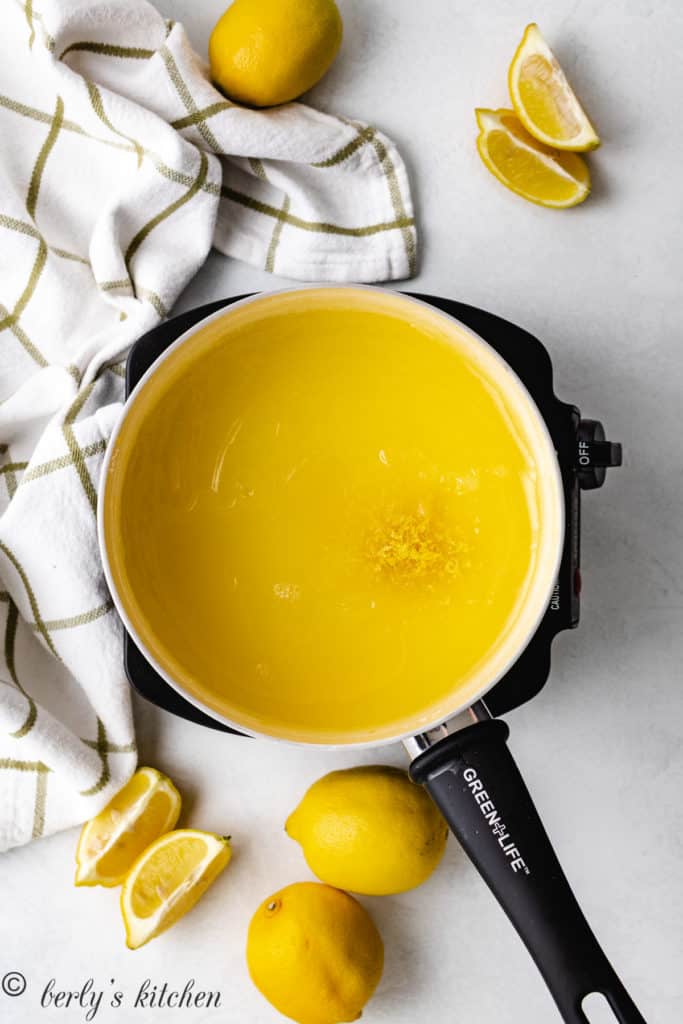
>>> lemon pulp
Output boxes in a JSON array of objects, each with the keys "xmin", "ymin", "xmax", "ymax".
[{"xmin": 104, "ymin": 290, "xmax": 555, "ymax": 742}]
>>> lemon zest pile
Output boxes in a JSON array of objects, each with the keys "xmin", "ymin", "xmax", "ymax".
[{"xmin": 367, "ymin": 503, "xmax": 469, "ymax": 584}]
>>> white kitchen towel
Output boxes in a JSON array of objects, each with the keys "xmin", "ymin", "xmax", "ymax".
[{"xmin": 0, "ymin": 0, "xmax": 417, "ymax": 851}]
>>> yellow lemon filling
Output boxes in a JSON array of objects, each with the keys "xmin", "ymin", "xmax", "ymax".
[{"xmin": 104, "ymin": 289, "xmax": 557, "ymax": 743}]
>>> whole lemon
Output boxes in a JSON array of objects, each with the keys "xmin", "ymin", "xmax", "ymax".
[
  {"xmin": 209, "ymin": 0, "xmax": 343, "ymax": 108},
  {"xmin": 286, "ymin": 766, "xmax": 449, "ymax": 895},
  {"xmin": 247, "ymin": 882, "xmax": 384, "ymax": 1024}
]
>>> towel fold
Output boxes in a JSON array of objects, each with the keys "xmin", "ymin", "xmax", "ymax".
[{"xmin": 0, "ymin": 0, "xmax": 417, "ymax": 851}]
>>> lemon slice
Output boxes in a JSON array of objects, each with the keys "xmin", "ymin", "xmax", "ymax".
[
  {"xmin": 475, "ymin": 108, "xmax": 590, "ymax": 209},
  {"xmin": 75, "ymin": 767, "xmax": 181, "ymax": 887},
  {"xmin": 120, "ymin": 829, "xmax": 231, "ymax": 949},
  {"xmin": 508, "ymin": 23, "xmax": 600, "ymax": 151}
]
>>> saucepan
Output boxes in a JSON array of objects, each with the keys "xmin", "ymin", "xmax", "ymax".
[{"xmin": 98, "ymin": 287, "xmax": 645, "ymax": 1024}]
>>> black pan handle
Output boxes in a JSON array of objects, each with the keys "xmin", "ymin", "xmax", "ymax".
[{"xmin": 409, "ymin": 720, "xmax": 646, "ymax": 1023}]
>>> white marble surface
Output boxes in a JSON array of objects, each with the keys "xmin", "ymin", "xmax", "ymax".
[{"xmin": 2, "ymin": 2, "xmax": 683, "ymax": 1023}]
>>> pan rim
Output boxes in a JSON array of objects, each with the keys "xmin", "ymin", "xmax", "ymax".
[{"xmin": 98, "ymin": 285, "xmax": 565, "ymax": 748}]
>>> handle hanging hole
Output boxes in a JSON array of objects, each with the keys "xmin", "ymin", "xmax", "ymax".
[{"xmin": 582, "ymin": 993, "xmax": 621, "ymax": 1023}]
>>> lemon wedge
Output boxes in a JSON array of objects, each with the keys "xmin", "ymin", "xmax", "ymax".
[
  {"xmin": 508, "ymin": 23, "xmax": 600, "ymax": 151},
  {"xmin": 120, "ymin": 829, "xmax": 231, "ymax": 949},
  {"xmin": 475, "ymin": 108, "xmax": 590, "ymax": 209},
  {"xmin": 75, "ymin": 767, "xmax": 181, "ymax": 887}
]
